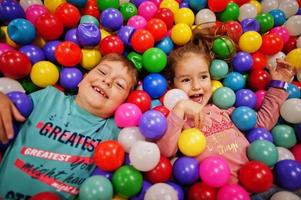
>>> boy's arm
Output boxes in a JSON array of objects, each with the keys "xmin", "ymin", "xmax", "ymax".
[{"xmin": 0, "ymin": 92, "xmax": 25, "ymax": 144}]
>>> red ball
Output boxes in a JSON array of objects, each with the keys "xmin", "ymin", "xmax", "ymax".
[
  {"xmin": 154, "ymin": 8, "xmax": 174, "ymax": 30},
  {"xmin": 233, "ymin": 0, "xmax": 250, "ymax": 6},
  {"xmin": 81, "ymin": 0, "xmax": 100, "ymax": 19},
  {"xmin": 94, "ymin": 140, "xmax": 125, "ymax": 171},
  {"xmin": 238, "ymin": 161, "xmax": 273, "ymax": 193},
  {"xmin": 188, "ymin": 182, "xmax": 217, "ymax": 200},
  {"xmin": 283, "ymin": 36, "xmax": 297, "ymax": 54},
  {"xmin": 146, "ymin": 18, "xmax": 167, "ymax": 42},
  {"xmin": 55, "ymin": 41, "xmax": 82, "ymax": 67},
  {"xmin": 260, "ymin": 34, "xmax": 284, "ymax": 55},
  {"xmin": 100, "ymin": 35, "xmax": 124, "ymax": 55},
  {"xmin": 127, "ymin": 90, "xmax": 151, "ymax": 112},
  {"xmin": 36, "ymin": 13, "xmax": 64, "ymax": 40},
  {"xmin": 145, "ymin": 156, "xmax": 172, "ymax": 183},
  {"xmin": 291, "ymin": 144, "xmax": 301, "ymax": 163},
  {"xmin": 208, "ymin": 0, "xmax": 230, "ymax": 12},
  {"xmin": 153, "ymin": 105, "xmax": 169, "ymax": 117},
  {"xmin": 298, "ymin": 0, "xmax": 301, "ymax": 6},
  {"xmin": 248, "ymin": 69, "xmax": 271, "ymax": 91},
  {"xmin": 30, "ymin": 192, "xmax": 61, "ymax": 200},
  {"xmin": 0, "ymin": 50, "xmax": 32, "ymax": 79},
  {"xmin": 55, "ymin": 3, "xmax": 81, "ymax": 28},
  {"xmin": 131, "ymin": 29, "xmax": 155, "ymax": 53},
  {"xmin": 292, "ymin": 81, "xmax": 301, "ymax": 91},
  {"xmin": 223, "ymin": 21, "xmax": 242, "ymax": 43},
  {"xmin": 251, "ymin": 52, "xmax": 267, "ymax": 71}
]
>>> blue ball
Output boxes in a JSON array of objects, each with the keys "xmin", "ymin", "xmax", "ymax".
[
  {"xmin": 7, "ymin": 91, "xmax": 33, "ymax": 117},
  {"xmin": 241, "ymin": 18, "xmax": 260, "ymax": 33},
  {"xmin": 287, "ymin": 83, "xmax": 301, "ymax": 99},
  {"xmin": 235, "ymin": 89, "xmax": 256, "ymax": 108},
  {"xmin": 92, "ymin": 168, "xmax": 112, "ymax": 180},
  {"xmin": 232, "ymin": 52, "xmax": 253, "ymax": 73},
  {"xmin": 269, "ymin": 9, "xmax": 286, "ymax": 26},
  {"xmin": 0, "ymin": 0, "xmax": 25, "ymax": 23},
  {"xmin": 43, "ymin": 40, "xmax": 61, "ymax": 63},
  {"xmin": 223, "ymin": 72, "xmax": 246, "ymax": 91},
  {"xmin": 189, "ymin": 0, "xmax": 207, "ymax": 11},
  {"xmin": 67, "ymin": 0, "xmax": 88, "ymax": 8},
  {"xmin": 77, "ymin": 23, "xmax": 101, "ymax": 47},
  {"xmin": 59, "ymin": 67, "xmax": 83, "ymax": 90},
  {"xmin": 7, "ymin": 18, "xmax": 36, "ymax": 45},
  {"xmin": 173, "ymin": 156, "xmax": 199, "ymax": 185},
  {"xmin": 151, "ymin": 99, "xmax": 161, "ymax": 108},
  {"xmin": 118, "ymin": 26, "xmax": 135, "ymax": 47},
  {"xmin": 247, "ymin": 127, "xmax": 273, "ymax": 143},
  {"xmin": 65, "ymin": 28, "xmax": 80, "ymax": 45},
  {"xmin": 231, "ymin": 106, "xmax": 257, "ymax": 131},
  {"xmin": 156, "ymin": 37, "xmax": 174, "ymax": 55},
  {"xmin": 131, "ymin": 180, "xmax": 151, "ymax": 200},
  {"xmin": 100, "ymin": 8, "xmax": 123, "ymax": 31},
  {"xmin": 19, "ymin": 45, "xmax": 45, "ymax": 64},
  {"xmin": 167, "ymin": 182, "xmax": 185, "ymax": 200},
  {"xmin": 143, "ymin": 73, "xmax": 167, "ymax": 99}
]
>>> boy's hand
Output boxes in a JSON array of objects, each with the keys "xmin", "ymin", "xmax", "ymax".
[
  {"xmin": 267, "ymin": 59, "xmax": 296, "ymax": 83},
  {"xmin": 0, "ymin": 92, "xmax": 25, "ymax": 144},
  {"xmin": 173, "ymin": 99, "xmax": 205, "ymax": 129}
]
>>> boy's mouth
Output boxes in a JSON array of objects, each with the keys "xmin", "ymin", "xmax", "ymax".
[
  {"xmin": 190, "ymin": 93, "xmax": 203, "ymax": 103},
  {"xmin": 92, "ymin": 86, "xmax": 109, "ymax": 99}
]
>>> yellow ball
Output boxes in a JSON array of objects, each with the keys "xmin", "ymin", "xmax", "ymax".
[
  {"xmin": 175, "ymin": 8, "xmax": 195, "ymax": 26},
  {"xmin": 285, "ymin": 48, "xmax": 301, "ymax": 69},
  {"xmin": 160, "ymin": 0, "xmax": 179, "ymax": 15},
  {"xmin": 171, "ymin": 23, "xmax": 192, "ymax": 46},
  {"xmin": 81, "ymin": 48, "xmax": 101, "ymax": 70},
  {"xmin": 178, "ymin": 128, "xmax": 206, "ymax": 157},
  {"xmin": 211, "ymin": 80, "xmax": 223, "ymax": 93},
  {"xmin": 112, "ymin": 195, "xmax": 127, "ymax": 200},
  {"xmin": 100, "ymin": 28, "xmax": 111, "ymax": 40},
  {"xmin": 239, "ymin": 31, "xmax": 262, "ymax": 53},
  {"xmin": 30, "ymin": 61, "xmax": 59, "ymax": 87},
  {"xmin": 250, "ymin": 0, "xmax": 262, "ymax": 14},
  {"xmin": 44, "ymin": 0, "xmax": 66, "ymax": 13},
  {"xmin": 1, "ymin": 26, "xmax": 19, "ymax": 48},
  {"xmin": 33, "ymin": 36, "xmax": 46, "ymax": 48}
]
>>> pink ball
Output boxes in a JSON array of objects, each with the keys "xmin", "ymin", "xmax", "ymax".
[
  {"xmin": 25, "ymin": 4, "xmax": 49, "ymax": 25},
  {"xmin": 291, "ymin": 144, "xmax": 301, "ymax": 163},
  {"xmin": 149, "ymin": 0, "xmax": 163, "ymax": 7},
  {"xmin": 199, "ymin": 156, "xmax": 231, "ymax": 187},
  {"xmin": 217, "ymin": 184, "xmax": 250, "ymax": 200},
  {"xmin": 255, "ymin": 90, "xmax": 266, "ymax": 111},
  {"xmin": 114, "ymin": 103, "xmax": 142, "ymax": 128},
  {"xmin": 0, "ymin": 43, "xmax": 14, "ymax": 57},
  {"xmin": 127, "ymin": 15, "xmax": 147, "ymax": 30},
  {"xmin": 269, "ymin": 27, "xmax": 290, "ymax": 44},
  {"xmin": 138, "ymin": 1, "xmax": 158, "ymax": 21}
]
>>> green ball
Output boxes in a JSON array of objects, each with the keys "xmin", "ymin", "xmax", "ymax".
[
  {"xmin": 218, "ymin": 2, "xmax": 240, "ymax": 22},
  {"xmin": 97, "ymin": 0, "xmax": 119, "ymax": 11},
  {"xmin": 119, "ymin": 2, "xmax": 137, "ymax": 21},
  {"xmin": 0, "ymin": 28, "xmax": 3, "ymax": 39},
  {"xmin": 247, "ymin": 140, "xmax": 278, "ymax": 167},
  {"xmin": 80, "ymin": 15, "xmax": 100, "ymax": 27},
  {"xmin": 212, "ymin": 37, "xmax": 235, "ymax": 59},
  {"xmin": 20, "ymin": 78, "xmax": 40, "ymax": 94},
  {"xmin": 79, "ymin": 175, "xmax": 113, "ymax": 200},
  {"xmin": 112, "ymin": 165, "xmax": 143, "ymax": 198},
  {"xmin": 255, "ymin": 13, "xmax": 274, "ymax": 34},
  {"xmin": 142, "ymin": 48, "xmax": 167, "ymax": 73},
  {"xmin": 271, "ymin": 124, "xmax": 297, "ymax": 148},
  {"xmin": 212, "ymin": 87, "xmax": 236, "ymax": 109},
  {"xmin": 210, "ymin": 59, "xmax": 229, "ymax": 80},
  {"xmin": 127, "ymin": 51, "xmax": 142, "ymax": 72}
]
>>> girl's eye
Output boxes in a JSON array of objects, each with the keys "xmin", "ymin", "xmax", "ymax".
[
  {"xmin": 201, "ymin": 75, "xmax": 209, "ymax": 80},
  {"xmin": 181, "ymin": 78, "xmax": 190, "ymax": 83}
]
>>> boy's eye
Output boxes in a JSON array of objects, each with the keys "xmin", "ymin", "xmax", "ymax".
[
  {"xmin": 98, "ymin": 69, "xmax": 106, "ymax": 75},
  {"xmin": 116, "ymin": 82, "xmax": 125, "ymax": 89}
]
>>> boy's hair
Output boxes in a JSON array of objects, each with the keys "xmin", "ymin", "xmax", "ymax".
[{"xmin": 100, "ymin": 53, "xmax": 138, "ymax": 90}]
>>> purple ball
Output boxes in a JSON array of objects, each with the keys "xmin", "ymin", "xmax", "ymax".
[
  {"xmin": 76, "ymin": 23, "xmax": 101, "ymax": 47},
  {"xmin": 43, "ymin": 40, "xmax": 61, "ymax": 63},
  {"xmin": 138, "ymin": 110, "xmax": 167, "ymax": 140},
  {"xmin": 167, "ymin": 181, "xmax": 184, "ymax": 200},
  {"xmin": 274, "ymin": 160, "xmax": 301, "ymax": 191},
  {"xmin": 100, "ymin": 8, "xmax": 123, "ymax": 31},
  {"xmin": 232, "ymin": 51, "xmax": 253, "ymax": 73},
  {"xmin": 59, "ymin": 68, "xmax": 83, "ymax": 90},
  {"xmin": 247, "ymin": 127, "xmax": 273, "ymax": 143},
  {"xmin": 173, "ymin": 156, "xmax": 199, "ymax": 185},
  {"xmin": 19, "ymin": 44, "xmax": 45, "ymax": 64},
  {"xmin": 65, "ymin": 28, "xmax": 80, "ymax": 45},
  {"xmin": 241, "ymin": 18, "xmax": 260, "ymax": 33},
  {"xmin": 124, "ymin": 153, "xmax": 131, "ymax": 165},
  {"xmin": 130, "ymin": 0, "xmax": 146, "ymax": 7},
  {"xmin": 179, "ymin": 2, "xmax": 189, "ymax": 8},
  {"xmin": 7, "ymin": 91, "xmax": 33, "ymax": 117},
  {"xmin": 130, "ymin": 180, "xmax": 151, "ymax": 200},
  {"xmin": 118, "ymin": 26, "xmax": 135, "ymax": 47},
  {"xmin": 91, "ymin": 167, "xmax": 112, "ymax": 180},
  {"xmin": 235, "ymin": 89, "xmax": 256, "ymax": 108},
  {"xmin": 0, "ymin": 0, "xmax": 25, "ymax": 24}
]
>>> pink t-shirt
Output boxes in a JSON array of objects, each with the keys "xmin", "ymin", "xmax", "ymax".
[{"xmin": 157, "ymin": 88, "xmax": 288, "ymax": 182}]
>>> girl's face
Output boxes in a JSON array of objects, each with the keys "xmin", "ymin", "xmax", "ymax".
[{"xmin": 173, "ymin": 53, "xmax": 212, "ymax": 107}]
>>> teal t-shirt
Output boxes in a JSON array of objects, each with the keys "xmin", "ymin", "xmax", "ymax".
[{"xmin": 0, "ymin": 86, "xmax": 120, "ymax": 200}]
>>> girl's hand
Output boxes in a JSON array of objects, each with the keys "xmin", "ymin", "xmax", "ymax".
[
  {"xmin": 267, "ymin": 59, "xmax": 296, "ymax": 82},
  {"xmin": 0, "ymin": 92, "xmax": 25, "ymax": 144},
  {"xmin": 173, "ymin": 99, "xmax": 205, "ymax": 129}
]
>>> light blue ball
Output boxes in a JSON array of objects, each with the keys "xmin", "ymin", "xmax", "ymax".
[
  {"xmin": 231, "ymin": 106, "xmax": 257, "ymax": 131},
  {"xmin": 287, "ymin": 83, "xmax": 301, "ymax": 99},
  {"xmin": 212, "ymin": 87, "xmax": 236, "ymax": 109},
  {"xmin": 67, "ymin": 0, "xmax": 87, "ymax": 8},
  {"xmin": 269, "ymin": 9, "xmax": 286, "ymax": 26},
  {"xmin": 210, "ymin": 59, "xmax": 229, "ymax": 80},
  {"xmin": 223, "ymin": 72, "xmax": 246, "ymax": 91},
  {"xmin": 7, "ymin": 18, "xmax": 36, "ymax": 45},
  {"xmin": 189, "ymin": 0, "xmax": 207, "ymax": 11},
  {"xmin": 156, "ymin": 37, "xmax": 174, "ymax": 55},
  {"xmin": 80, "ymin": 15, "xmax": 100, "ymax": 27}
]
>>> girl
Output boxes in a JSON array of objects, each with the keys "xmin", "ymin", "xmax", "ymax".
[{"xmin": 157, "ymin": 26, "xmax": 296, "ymax": 182}]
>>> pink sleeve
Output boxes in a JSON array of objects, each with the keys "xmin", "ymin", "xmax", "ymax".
[
  {"xmin": 256, "ymin": 88, "xmax": 288, "ymax": 130},
  {"xmin": 156, "ymin": 111, "xmax": 185, "ymax": 158}
]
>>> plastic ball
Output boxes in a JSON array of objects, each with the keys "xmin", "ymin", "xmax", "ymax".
[
  {"xmin": 80, "ymin": 15, "xmax": 99, "ymax": 26},
  {"xmin": 212, "ymin": 36, "xmax": 235, "ymax": 59},
  {"xmin": 0, "ymin": 43, "xmax": 14, "ymax": 57},
  {"xmin": 142, "ymin": 48, "xmax": 167, "ymax": 73},
  {"xmin": 174, "ymin": 8, "xmax": 194, "ymax": 26},
  {"xmin": 146, "ymin": 18, "xmax": 167, "ymax": 42},
  {"xmin": 238, "ymin": 3, "xmax": 257, "ymax": 22},
  {"xmin": 114, "ymin": 103, "xmax": 142, "ymax": 128},
  {"xmin": 117, "ymin": 127, "xmax": 145, "ymax": 153},
  {"xmin": 217, "ymin": 184, "xmax": 250, "ymax": 200},
  {"xmin": 59, "ymin": 67, "xmax": 83, "ymax": 90},
  {"xmin": 212, "ymin": 87, "xmax": 236, "ymax": 109},
  {"xmin": 235, "ymin": 89, "xmax": 256, "ymax": 108},
  {"xmin": 173, "ymin": 156, "xmax": 199, "ymax": 185},
  {"xmin": 218, "ymin": 2, "xmax": 240, "ymax": 22},
  {"xmin": 25, "ymin": 4, "xmax": 49, "ymax": 26},
  {"xmin": 283, "ymin": 36, "xmax": 298, "ymax": 54},
  {"xmin": 278, "ymin": 0, "xmax": 298, "ymax": 18},
  {"xmin": 97, "ymin": 0, "xmax": 119, "ymax": 11},
  {"xmin": 82, "ymin": 0, "xmax": 100, "ymax": 18},
  {"xmin": 120, "ymin": 2, "xmax": 137, "ymax": 21},
  {"xmin": 36, "ymin": 13, "xmax": 64, "ymax": 41},
  {"xmin": 67, "ymin": 0, "xmax": 87, "ymax": 8},
  {"xmin": 152, "ymin": 105, "xmax": 169, "ymax": 117},
  {"xmin": 269, "ymin": 9, "xmax": 286, "ymax": 27},
  {"xmin": 80, "ymin": 49, "xmax": 100, "ymax": 70},
  {"xmin": 255, "ymin": 13, "xmax": 274, "ymax": 34},
  {"xmin": 160, "ymin": 0, "xmax": 179, "ymax": 14},
  {"xmin": 251, "ymin": 52, "xmax": 267, "ymax": 71},
  {"xmin": 188, "ymin": 182, "xmax": 217, "ymax": 200},
  {"xmin": 277, "ymin": 146, "xmax": 295, "ymax": 161},
  {"xmin": 145, "ymin": 156, "xmax": 172, "ymax": 183},
  {"xmin": 131, "ymin": 29, "xmax": 154, "ymax": 53},
  {"xmin": 30, "ymin": 192, "xmax": 61, "ymax": 200},
  {"xmin": 248, "ymin": 69, "xmax": 271, "ymax": 91},
  {"xmin": 0, "ymin": 0, "xmax": 25, "ymax": 24},
  {"xmin": 54, "ymin": 3, "xmax": 81, "ymax": 28},
  {"xmin": 30, "ymin": 61, "xmax": 59, "ymax": 88},
  {"xmin": 127, "ymin": 15, "xmax": 147, "ymax": 30},
  {"xmin": 210, "ymin": 59, "xmax": 228, "ymax": 80},
  {"xmin": 0, "ymin": 50, "xmax": 32, "ymax": 79},
  {"xmin": 260, "ymin": 34, "xmax": 284, "ymax": 55},
  {"xmin": 240, "ymin": 18, "xmax": 260, "ymax": 33},
  {"xmin": 232, "ymin": 51, "xmax": 253, "ymax": 73},
  {"xmin": 100, "ymin": 8, "xmax": 123, "ymax": 31},
  {"xmin": 0, "ymin": 77, "xmax": 25, "ymax": 94},
  {"xmin": 143, "ymin": 73, "xmax": 168, "ymax": 98},
  {"xmin": 19, "ymin": 45, "xmax": 45, "ymax": 64},
  {"xmin": 208, "ymin": 0, "xmax": 229, "ymax": 12},
  {"xmin": 171, "ymin": 23, "xmax": 192, "ymax": 46},
  {"xmin": 231, "ymin": 106, "xmax": 257, "ymax": 131},
  {"xmin": 223, "ymin": 72, "xmax": 246, "ymax": 91},
  {"xmin": 280, "ymin": 98, "xmax": 301, "ymax": 124},
  {"xmin": 270, "ymin": 191, "xmax": 301, "ymax": 200},
  {"xmin": 155, "ymin": 8, "xmax": 174, "ymax": 29},
  {"xmin": 163, "ymin": 89, "xmax": 188, "ymax": 110},
  {"xmin": 223, "ymin": 21, "xmax": 243, "ymax": 43},
  {"xmin": 43, "ymin": 40, "xmax": 61, "ymax": 63},
  {"xmin": 239, "ymin": 31, "xmax": 262, "ymax": 53},
  {"xmin": 100, "ymin": 35, "xmax": 124, "ymax": 55},
  {"xmin": 117, "ymin": 26, "xmax": 135, "ymax": 47},
  {"xmin": 55, "ymin": 41, "xmax": 82, "ymax": 67},
  {"xmin": 7, "ymin": 91, "xmax": 33, "ymax": 117},
  {"xmin": 189, "ymin": 0, "xmax": 206, "ymax": 12},
  {"xmin": 156, "ymin": 36, "xmax": 174, "ymax": 55},
  {"xmin": 285, "ymin": 48, "xmax": 301, "ymax": 69},
  {"xmin": 138, "ymin": 1, "xmax": 157, "ymax": 21},
  {"xmin": 7, "ymin": 18, "xmax": 36, "ymax": 45},
  {"xmin": 287, "ymin": 83, "xmax": 301, "ymax": 99},
  {"xmin": 291, "ymin": 144, "xmax": 301, "ymax": 163},
  {"xmin": 272, "ymin": 124, "xmax": 297, "ymax": 148},
  {"xmin": 195, "ymin": 8, "xmax": 216, "ymax": 25},
  {"xmin": 80, "ymin": 175, "xmax": 113, "ymax": 200},
  {"xmin": 284, "ymin": 15, "xmax": 301, "ymax": 36},
  {"xmin": 178, "ymin": 128, "xmax": 206, "ymax": 157},
  {"xmin": 247, "ymin": 127, "xmax": 273, "ymax": 143},
  {"xmin": 247, "ymin": 140, "xmax": 278, "ymax": 167},
  {"xmin": 211, "ymin": 80, "xmax": 223, "ymax": 93},
  {"xmin": 144, "ymin": 183, "xmax": 178, "ymax": 200},
  {"xmin": 127, "ymin": 90, "xmax": 151, "ymax": 112},
  {"xmin": 131, "ymin": 180, "xmax": 151, "ymax": 200},
  {"xmin": 76, "ymin": 23, "xmax": 101, "ymax": 47}
]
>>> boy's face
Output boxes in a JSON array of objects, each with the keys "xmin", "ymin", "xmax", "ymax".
[
  {"xmin": 76, "ymin": 60, "xmax": 134, "ymax": 118},
  {"xmin": 173, "ymin": 53, "xmax": 212, "ymax": 107}
]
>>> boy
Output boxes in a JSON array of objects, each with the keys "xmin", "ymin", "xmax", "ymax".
[{"xmin": 0, "ymin": 54, "xmax": 138, "ymax": 199}]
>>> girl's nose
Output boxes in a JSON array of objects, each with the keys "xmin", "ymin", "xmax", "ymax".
[{"xmin": 192, "ymin": 80, "xmax": 201, "ymax": 91}]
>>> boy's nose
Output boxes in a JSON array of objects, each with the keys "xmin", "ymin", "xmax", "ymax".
[{"xmin": 102, "ymin": 78, "xmax": 112, "ymax": 87}]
